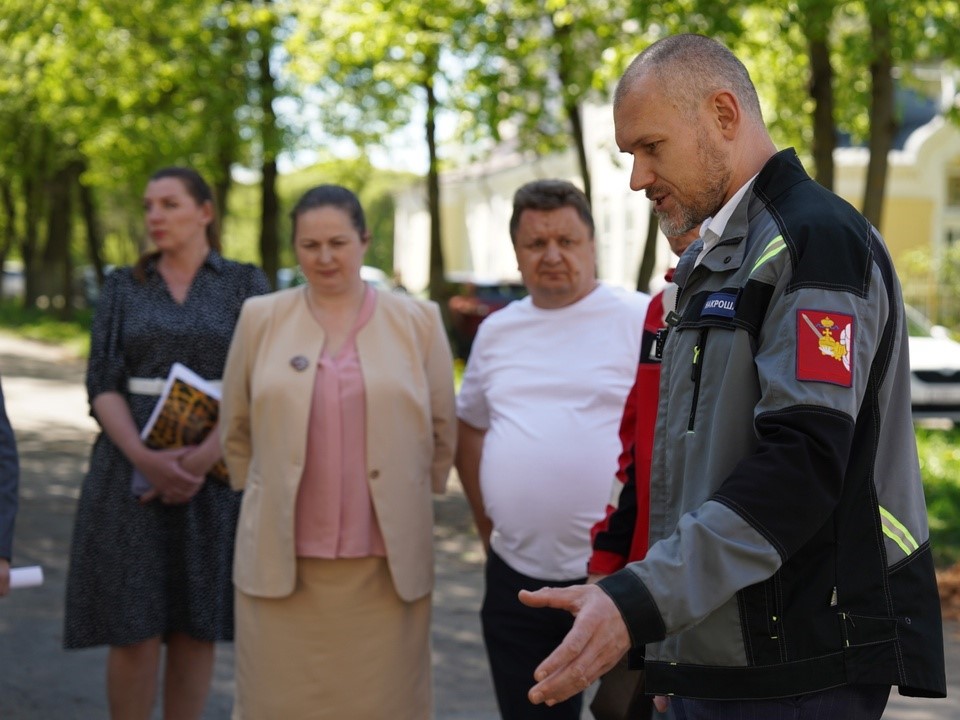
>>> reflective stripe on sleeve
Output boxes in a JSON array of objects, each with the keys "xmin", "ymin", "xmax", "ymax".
[
  {"xmin": 751, "ymin": 235, "xmax": 787, "ymax": 274},
  {"xmin": 878, "ymin": 505, "xmax": 920, "ymax": 556}
]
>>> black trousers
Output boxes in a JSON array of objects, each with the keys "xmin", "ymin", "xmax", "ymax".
[
  {"xmin": 480, "ymin": 549, "xmax": 585, "ymax": 720},
  {"xmin": 673, "ymin": 684, "xmax": 890, "ymax": 720}
]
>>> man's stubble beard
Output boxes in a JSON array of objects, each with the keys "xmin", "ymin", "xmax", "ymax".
[{"xmin": 656, "ymin": 129, "xmax": 731, "ymax": 237}]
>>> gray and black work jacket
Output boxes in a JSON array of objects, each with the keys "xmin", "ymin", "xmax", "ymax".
[{"xmin": 598, "ymin": 149, "xmax": 946, "ymax": 700}]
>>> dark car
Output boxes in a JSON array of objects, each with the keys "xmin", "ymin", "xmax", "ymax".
[{"xmin": 448, "ymin": 277, "xmax": 526, "ymax": 359}]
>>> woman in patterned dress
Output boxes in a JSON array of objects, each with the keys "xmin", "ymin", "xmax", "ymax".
[
  {"xmin": 220, "ymin": 185, "xmax": 456, "ymax": 718},
  {"xmin": 64, "ymin": 167, "xmax": 269, "ymax": 719}
]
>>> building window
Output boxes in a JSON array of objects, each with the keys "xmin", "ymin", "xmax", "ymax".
[{"xmin": 948, "ymin": 175, "xmax": 960, "ymax": 208}]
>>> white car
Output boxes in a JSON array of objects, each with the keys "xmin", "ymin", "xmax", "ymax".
[
  {"xmin": 905, "ymin": 304, "xmax": 960, "ymax": 420},
  {"xmin": 1, "ymin": 261, "xmax": 24, "ymax": 300}
]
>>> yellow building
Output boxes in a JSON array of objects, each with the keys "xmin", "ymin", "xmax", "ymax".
[{"xmin": 836, "ymin": 117, "xmax": 960, "ymax": 267}]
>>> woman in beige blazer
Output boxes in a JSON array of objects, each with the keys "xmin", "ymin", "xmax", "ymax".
[{"xmin": 220, "ymin": 185, "xmax": 456, "ymax": 720}]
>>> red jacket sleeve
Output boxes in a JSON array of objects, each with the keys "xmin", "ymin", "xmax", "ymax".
[{"xmin": 587, "ymin": 289, "xmax": 665, "ymax": 574}]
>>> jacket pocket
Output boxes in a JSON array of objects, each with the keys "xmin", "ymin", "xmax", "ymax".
[
  {"xmin": 688, "ymin": 327, "xmax": 709, "ymax": 431},
  {"xmin": 838, "ymin": 612, "xmax": 898, "ymax": 648},
  {"xmin": 739, "ymin": 574, "xmax": 786, "ymax": 665},
  {"xmin": 676, "ymin": 288, "xmax": 741, "ymax": 432}
]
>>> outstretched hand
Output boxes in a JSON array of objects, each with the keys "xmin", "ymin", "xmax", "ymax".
[{"xmin": 519, "ymin": 583, "xmax": 631, "ymax": 707}]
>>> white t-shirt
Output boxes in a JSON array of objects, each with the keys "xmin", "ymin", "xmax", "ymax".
[{"xmin": 457, "ymin": 284, "xmax": 650, "ymax": 580}]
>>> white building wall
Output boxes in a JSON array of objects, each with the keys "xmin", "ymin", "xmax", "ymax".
[
  {"xmin": 393, "ymin": 188, "xmax": 432, "ymax": 293},
  {"xmin": 583, "ymin": 102, "xmax": 675, "ymax": 292}
]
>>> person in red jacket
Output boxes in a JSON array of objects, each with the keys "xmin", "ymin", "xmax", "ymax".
[
  {"xmin": 586, "ymin": 227, "xmax": 698, "ymax": 720},
  {"xmin": 589, "ymin": 227, "xmax": 699, "ymax": 577}
]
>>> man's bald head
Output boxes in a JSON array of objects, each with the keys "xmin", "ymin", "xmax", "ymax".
[{"xmin": 614, "ymin": 34, "xmax": 764, "ymax": 126}]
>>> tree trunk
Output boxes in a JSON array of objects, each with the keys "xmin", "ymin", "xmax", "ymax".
[
  {"xmin": 0, "ymin": 180, "xmax": 16, "ymax": 291},
  {"xmin": 807, "ymin": 39, "xmax": 835, "ymax": 189},
  {"xmin": 22, "ymin": 127, "xmax": 51, "ymax": 309},
  {"xmin": 636, "ymin": 207, "xmax": 659, "ymax": 293},
  {"xmin": 424, "ymin": 62, "xmax": 447, "ymax": 313},
  {"xmin": 213, "ymin": 21, "xmax": 245, "ymax": 224},
  {"xmin": 566, "ymin": 101, "xmax": 591, "ymax": 205},
  {"xmin": 553, "ymin": 22, "xmax": 591, "ymax": 204},
  {"xmin": 260, "ymin": 160, "xmax": 279, "ymax": 289},
  {"xmin": 22, "ymin": 172, "xmax": 40, "ymax": 309},
  {"xmin": 863, "ymin": 4, "xmax": 896, "ymax": 228},
  {"xmin": 215, "ymin": 143, "xmax": 235, "ymax": 226},
  {"xmin": 78, "ymin": 167, "xmax": 106, "ymax": 288},
  {"xmin": 799, "ymin": 0, "xmax": 837, "ymax": 189},
  {"xmin": 257, "ymin": 9, "xmax": 280, "ymax": 290},
  {"xmin": 42, "ymin": 162, "xmax": 79, "ymax": 319},
  {"xmin": 0, "ymin": 181, "xmax": 13, "ymax": 247}
]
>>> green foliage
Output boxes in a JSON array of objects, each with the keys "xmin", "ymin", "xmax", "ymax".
[
  {"xmin": 285, "ymin": 0, "xmax": 473, "ymax": 156},
  {"xmin": 457, "ymin": 0, "xmax": 742, "ymax": 163},
  {"xmin": 0, "ymin": 300, "xmax": 91, "ymax": 356},
  {"xmin": 916, "ymin": 426, "xmax": 960, "ymax": 568},
  {"xmin": 899, "ymin": 243, "xmax": 960, "ymax": 331},
  {"xmin": 284, "ymin": 0, "xmax": 481, "ymax": 301},
  {"xmin": 2, "ymin": 0, "xmax": 959, "ymax": 312},
  {"xmin": 222, "ymin": 155, "xmax": 416, "ymax": 273},
  {"xmin": 0, "ymin": 0, "xmax": 268, "ymax": 310},
  {"xmin": 731, "ymin": 5, "xmax": 813, "ymax": 154},
  {"xmin": 0, "ymin": 1, "xmax": 255, "ymax": 190}
]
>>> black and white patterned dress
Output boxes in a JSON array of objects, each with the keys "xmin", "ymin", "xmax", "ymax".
[{"xmin": 64, "ymin": 251, "xmax": 270, "ymax": 648}]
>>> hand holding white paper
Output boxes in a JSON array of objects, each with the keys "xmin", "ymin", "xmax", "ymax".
[{"xmin": 9, "ymin": 565, "xmax": 43, "ymax": 589}]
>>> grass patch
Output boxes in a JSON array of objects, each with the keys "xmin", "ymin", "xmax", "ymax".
[
  {"xmin": 0, "ymin": 301, "xmax": 91, "ymax": 357},
  {"xmin": 916, "ymin": 426, "xmax": 960, "ymax": 568}
]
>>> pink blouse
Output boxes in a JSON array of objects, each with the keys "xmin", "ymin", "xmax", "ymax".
[{"xmin": 294, "ymin": 286, "xmax": 386, "ymax": 558}]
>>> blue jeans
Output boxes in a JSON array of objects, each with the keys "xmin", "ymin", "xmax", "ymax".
[{"xmin": 672, "ymin": 684, "xmax": 890, "ymax": 720}]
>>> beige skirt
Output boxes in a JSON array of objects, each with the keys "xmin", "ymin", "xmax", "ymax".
[{"xmin": 233, "ymin": 556, "xmax": 432, "ymax": 720}]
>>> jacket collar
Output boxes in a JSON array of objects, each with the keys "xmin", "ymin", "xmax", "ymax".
[
  {"xmin": 673, "ymin": 148, "xmax": 808, "ymax": 288},
  {"xmin": 145, "ymin": 249, "xmax": 225, "ymax": 276}
]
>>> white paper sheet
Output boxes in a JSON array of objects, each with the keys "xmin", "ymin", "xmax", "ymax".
[{"xmin": 9, "ymin": 565, "xmax": 43, "ymax": 589}]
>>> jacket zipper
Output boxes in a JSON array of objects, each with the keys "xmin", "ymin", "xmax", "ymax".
[{"xmin": 688, "ymin": 328, "xmax": 708, "ymax": 431}]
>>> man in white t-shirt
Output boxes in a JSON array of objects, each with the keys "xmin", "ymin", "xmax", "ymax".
[{"xmin": 456, "ymin": 179, "xmax": 650, "ymax": 719}]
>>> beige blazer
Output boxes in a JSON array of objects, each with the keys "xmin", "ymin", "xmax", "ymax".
[{"xmin": 220, "ymin": 286, "xmax": 456, "ymax": 602}]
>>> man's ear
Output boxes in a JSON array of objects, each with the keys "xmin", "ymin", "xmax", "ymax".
[{"xmin": 713, "ymin": 90, "xmax": 740, "ymax": 139}]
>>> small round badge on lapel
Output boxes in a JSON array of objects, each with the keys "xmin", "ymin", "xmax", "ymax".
[{"xmin": 290, "ymin": 355, "xmax": 309, "ymax": 372}]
